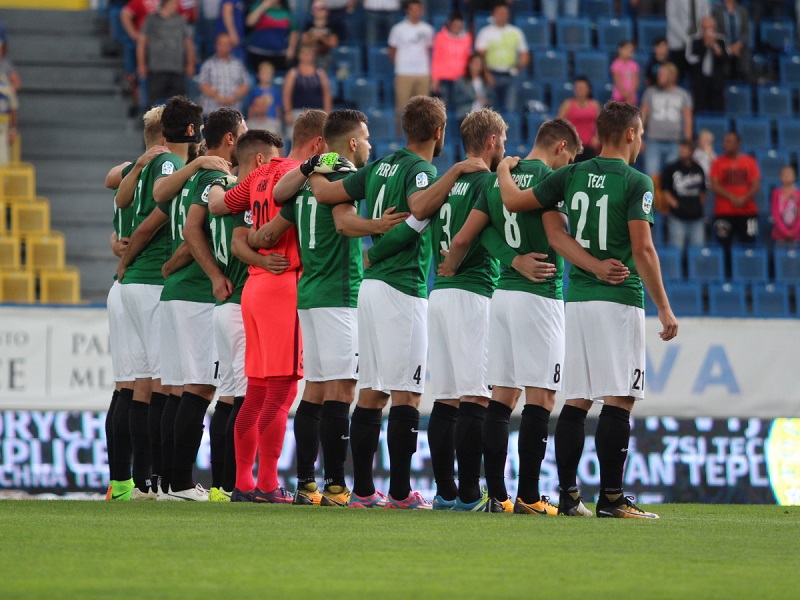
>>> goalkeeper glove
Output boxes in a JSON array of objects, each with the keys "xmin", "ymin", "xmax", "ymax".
[{"xmin": 300, "ymin": 152, "xmax": 357, "ymax": 176}]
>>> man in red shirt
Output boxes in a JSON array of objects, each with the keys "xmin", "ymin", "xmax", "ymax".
[
  {"xmin": 710, "ymin": 131, "xmax": 761, "ymax": 274},
  {"xmin": 208, "ymin": 109, "xmax": 327, "ymax": 503}
]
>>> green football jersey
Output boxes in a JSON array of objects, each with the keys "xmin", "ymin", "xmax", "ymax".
[
  {"xmin": 475, "ymin": 160, "xmax": 563, "ymax": 299},
  {"xmin": 123, "ymin": 153, "xmax": 185, "ymax": 285},
  {"xmin": 429, "ymin": 170, "xmax": 498, "ymax": 298},
  {"xmin": 533, "ymin": 157, "xmax": 655, "ymax": 308},
  {"xmin": 160, "ymin": 168, "xmax": 225, "ymax": 303},
  {"xmin": 112, "ymin": 163, "xmax": 135, "ymax": 282},
  {"xmin": 280, "ymin": 172, "xmax": 362, "ymax": 309},
  {"xmin": 206, "ymin": 180, "xmax": 250, "ymax": 306},
  {"xmin": 342, "ymin": 148, "xmax": 436, "ymax": 298}
]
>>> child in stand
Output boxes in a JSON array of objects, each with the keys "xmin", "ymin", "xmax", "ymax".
[
  {"xmin": 693, "ymin": 128, "xmax": 716, "ymax": 188},
  {"xmin": 645, "ymin": 37, "xmax": 669, "ymax": 87},
  {"xmin": 610, "ymin": 39, "xmax": 639, "ymax": 106},
  {"xmin": 771, "ymin": 165, "xmax": 800, "ymax": 244},
  {"xmin": 246, "ymin": 60, "xmax": 282, "ymax": 137}
]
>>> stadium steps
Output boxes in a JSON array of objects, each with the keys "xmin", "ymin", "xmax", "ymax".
[{"xmin": 1, "ymin": 8, "xmax": 143, "ymax": 303}]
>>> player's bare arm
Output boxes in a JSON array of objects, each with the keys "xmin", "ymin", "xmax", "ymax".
[
  {"xmin": 153, "ymin": 156, "xmax": 231, "ymax": 203},
  {"xmin": 308, "ymin": 173, "xmax": 355, "ymax": 205},
  {"xmin": 248, "ymin": 214, "xmax": 294, "ymax": 249},
  {"xmin": 184, "ymin": 204, "xmax": 233, "ymax": 302},
  {"xmin": 497, "ymin": 156, "xmax": 545, "ymax": 212},
  {"xmin": 630, "ymin": 219, "xmax": 678, "ymax": 341},
  {"xmin": 207, "ymin": 184, "xmax": 230, "ymax": 215},
  {"xmin": 116, "ymin": 209, "xmax": 169, "ymax": 281},
  {"xmin": 272, "ymin": 166, "xmax": 307, "ymax": 204},
  {"xmin": 110, "ymin": 232, "xmax": 129, "ymax": 258},
  {"xmin": 105, "ymin": 161, "xmax": 132, "ymax": 191},
  {"xmin": 407, "ymin": 156, "xmax": 489, "ymax": 220},
  {"xmin": 115, "ymin": 145, "xmax": 169, "ymax": 208},
  {"xmin": 231, "ymin": 225, "xmax": 290, "ymax": 274},
  {"xmin": 438, "ymin": 208, "xmax": 489, "ymax": 276},
  {"xmin": 332, "ymin": 203, "xmax": 408, "ymax": 237},
  {"xmin": 161, "ymin": 241, "xmax": 193, "ymax": 280},
  {"xmin": 542, "ymin": 211, "xmax": 630, "ymax": 284}
]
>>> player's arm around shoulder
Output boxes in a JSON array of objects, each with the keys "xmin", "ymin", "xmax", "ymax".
[
  {"xmin": 249, "ymin": 213, "xmax": 295, "ymax": 250},
  {"xmin": 407, "ymin": 157, "xmax": 488, "ymax": 220},
  {"xmin": 232, "ymin": 223, "xmax": 291, "ymax": 275},
  {"xmin": 630, "ymin": 219, "xmax": 678, "ymax": 341},
  {"xmin": 497, "ymin": 156, "xmax": 544, "ymax": 212},
  {"xmin": 309, "ymin": 172, "xmax": 357, "ymax": 205},
  {"xmin": 332, "ymin": 203, "xmax": 409, "ymax": 238},
  {"xmin": 439, "ymin": 208, "xmax": 489, "ymax": 277},
  {"xmin": 153, "ymin": 156, "xmax": 231, "ymax": 204},
  {"xmin": 273, "ymin": 166, "xmax": 308, "ymax": 204}
]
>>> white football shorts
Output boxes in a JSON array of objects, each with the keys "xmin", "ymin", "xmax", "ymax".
[
  {"xmin": 160, "ymin": 299, "xmax": 217, "ymax": 387},
  {"xmin": 214, "ymin": 302, "xmax": 247, "ymax": 397},
  {"xmin": 107, "ymin": 280, "xmax": 135, "ymax": 382},
  {"xmin": 119, "ymin": 282, "xmax": 162, "ymax": 379},
  {"xmin": 299, "ymin": 307, "xmax": 359, "ymax": 382}
]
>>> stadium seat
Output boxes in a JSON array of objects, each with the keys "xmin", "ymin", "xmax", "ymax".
[
  {"xmin": 366, "ymin": 46, "xmax": 392, "ymax": 78},
  {"xmin": 637, "ymin": 17, "xmax": 667, "ymax": 49},
  {"xmin": 39, "ymin": 266, "xmax": 81, "ymax": 304},
  {"xmin": 516, "ymin": 80, "xmax": 546, "ymax": 112},
  {"xmin": 584, "ymin": 0, "xmax": 616, "ymax": 17},
  {"xmin": 503, "ymin": 113, "xmax": 524, "ymax": 148},
  {"xmin": 707, "ymin": 282, "xmax": 747, "ymax": 317},
  {"xmin": 759, "ymin": 19, "xmax": 796, "ymax": 53},
  {"xmin": 731, "ymin": 245, "xmax": 769, "ymax": 283},
  {"xmin": 555, "ymin": 18, "xmax": 592, "ymax": 51},
  {"xmin": 694, "ymin": 115, "xmax": 730, "ymax": 150},
  {"xmin": 779, "ymin": 54, "xmax": 800, "ymax": 86},
  {"xmin": 687, "ymin": 245, "xmax": 725, "ymax": 282},
  {"xmin": 657, "ymin": 245, "xmax": 682, "ymax": 280},
  {"xmin": 371, "ymin": 140, "xmax": 402, "ymax": 162},
  {"xmin": 533, "ymin": 50, "xmax": 569, "ymax": 84},
  {"xmin": 574, "ymin": 51, "xmax": 610, "ymax": 82},
  {"xmin": 10, "ymin": 200, "xmax": 49, "ymax": 235},
  {"xmin": 734, "ymin": 116, "xmax": 772, "ymax": 151},
  {"xmin": 363, "ymin": 109, "xmax": 394, "ymax": 142},
  {"xmin": 525, "ymin": 113, "xmax": 547, "ymax": 145},
  {"xmin": 597, "ymin": 17, "xmax": 634, "ymax": 52},
  {"xmin": 755, "ymin": 149, "xmax": 791, "ymax": 181},
  {"xmin": 473, "ymin": 12, "xmax": 490, "ymax": 33},
  {"xmin": 665, "ymin": 280, "xmax": 704, "ymax": 317},
  {"xmin": 0, "ymin": 199, "xmax": 5, "ymax": 231},
  {"xmin": 0, "ymin": 270, "xmax": 35, "ymax": 303},
  {"xmin": 774, "ymin": 246, "xmax": 800, "ymax": 283},
  {"xmin": 24, "ymin": 232, "xmax": 65, "ymax": 272},
  {"xmin": 548, "ymin": 81, "xmax": 574, "ymax": 111},
  {"xmin": 330, "ymin": 46, "xmax": 363, "ymax": 79},
  {"xmin": 341, "ymin": 78, "xmax": 380, "ymax": 110},
  {"xmin": 594, "ymin": 82, "xmax": 614, "ymax": 105},
  {"xmin": 725, "ymin": 84, "xmax": 753, "ymax": 116},
  {"xmin": 775, "ymin": 118, "xmax": 800, "ymax": 151},
  {"xmin": 0, "ymin": 163, "xmax": 36, "ymax": 199},
  {"xmin": 757, "ymin": 86, "xmax": 792, "ymax": 119},
  {"xmin": 518, "ymin": 16, "xmax": 550, "ymax": 51},
  {"xmin": 0, "ymin": 235, "xmax": 21, "ymax": 270},
  {"xmin": 751, "ymin": 282, "xmax": 791, "ymax": 318}
]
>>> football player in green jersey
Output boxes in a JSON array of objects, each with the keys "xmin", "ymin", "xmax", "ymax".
[
  {"xmin": 438, "ymin": 119, "xmax": 584, "ymax": 514},
  {"xmin": 498, "ymin": 101, "xmax": 679, "ymax": 519}
]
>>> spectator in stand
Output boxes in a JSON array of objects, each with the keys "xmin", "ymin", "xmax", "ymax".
[
  {"xmin": 388, "ymin": 0, "xmax": 434, "ymax": 133},
  {"xmin": 453, "ymin": 52, "xmax": 495, "ymax": 121},
  {"xmin": 645, "ymin": 37, "xmax": 670, "ymax": 87},
  {"xmin": 771, "ymin": 166, "xmax": 800, "ymax": 245},
  {"xmin": 218, "ymin": 0, "xmax": 246, "ymax": 60},
  {"xmin": 0, "ymin": 29, "xmax": 20, "ymax": 92},
  {"xmin": 666, "ymin": 0, "xmax": 709, "ymax": 77},
  {"xmin": 301, "ymin": 1, "xmax": 339, "ymax": 72},
  {"xmin": 641, "ymin": 62, "xmax": 693, "ymax": 177},
  {"xmin": 556, "ymin": 76, "xmax": 601, "ymax": 161},
  {"xmin": 430, "ymin": 12, "xmax": 472, "ymax": 109},
  {"xmin": 686, "ymin": 16, "xmax": 728, "ymax": 114},
  {"xmin": 474, "ymin": 3, "xmax": 529, "ymax": 113},
  {"xmin": 198, "ymin": 33, "xmax": 250, "ymax": 115},
  {"xmin": 137, "ymin": 0, "xmax": 196, "ymax": 105},
  {"xmin": 712, "ymin": 0, "xmax": 751, "ymax": 83},
  {"xmin": 710, "ymin": 131, "xmax": 760, "ymax": 275},
  {"xmin": 0, "ymin": 70, "xmax": 18, "ymax": 164},
  {"xmin": 610, "ymin": 40, "xmax": 640, "ymax": 106},
  {"xmin": 541, "ymin": 0, "xmax": 578, "ymax": 21},
  {"xmin": 282, "ymin": 45, "xmax": 332, "ymax": 139},
  {"xmin": 627, "ymin": 0, "xmax": 667, "ymax": 16},
  {"xmin": 324, "ymin": 0, "xmax": 353, "ymax": 43},
  {"xmin": 245, "ymin": 0, "xmax": 299, "ymax": 72},
  {"xmin": 661, "ymin": 139, "xmax": 707, "ymax": 254},
  {"xmin": 247, "ymin": 60, "xmax": 282, "ymax": 135},
  {"xmin": 362, "ymin": 0, "xmax": 402, "ymax": 48},
  {"xmin": 197, "ymin": 0, "xmax": 222, "ymax": 59},
  {"xmin": 693, "ymin": 128, "xmax": 716, "ymax": 187}
]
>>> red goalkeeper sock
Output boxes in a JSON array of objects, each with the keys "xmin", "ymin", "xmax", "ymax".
[
  {"xmin": 255, "ymin": 376, "xmax": 297, "ymax": 492},
  {"xmin": 234, "ymin": 378, "xmax": 267, "ymax": 491}
]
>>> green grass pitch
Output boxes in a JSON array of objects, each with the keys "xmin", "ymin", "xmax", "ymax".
[{"xmin": 1, "ymin": 501, "xmax": 798, "ymax": 598}]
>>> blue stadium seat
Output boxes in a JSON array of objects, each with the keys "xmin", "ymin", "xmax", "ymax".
[
  {"xmin": 516, "ymin": 80, "xmax": 546, "ymax": 112},
  {"xmin": 366, "ymin": 46, "xmax": 392, "ymax": 78},
  {"xmin": 597, "ymin": 17, "xmax": 634, "ymax": 52},
  {"xmin": 779, "ymin": 54, "xmax": 800, "ymax": 86},
  {"xmin": 556, "ymin": 18, "xmax": 592, "ymax": 51},
  {"xmin": 594, "ymin": 82, "xmax": 614, "ymax": 105},
  {"xmin": 657, "ymin": 246, "xmax": 682, "ymax": 280},
  {"xmin": 503, "ymin": 112, "xmax": 524, "ymax": 147},
  {"xmin": 725, "ymin": 84, "xmax": 753, "ymax": 116},
  {"xmin": 708, "ymin": 282, "xmax": 747, "ymax": 317},
  {"xmin": 341, "ymin": 78, "xmax": 380, "ymax": 109},
  {"xmin": 534, "ymin": 50, "xmax": 569, "ymax": 84},
  {"xmin": 760, "ymin": 19, "xmax": 796, "ymax": 53},
  {"xmin": 665, "ymin": 280, "xmax": 704, "ymax": 317},
  {"xmin": 574, "ymin": 51, "xmax": 610, "ymax": 82},
  {"xmin": 432, "ymin": 144, "xmax": 456, "ymax": 174},
  {"xmin": 731, "ymin": 245, "xmax": 769, "ymax": 283},
  {"xmin": 473, "ymin": 12, "xmax": 491, "ymax": 33},
  {"xmin": 757, "ymin": 86, "xmax": 793, "ymax": 119},
  {"xmin": 687, "ymin": 245, "xmax": 725, "ymax": 282},
  {"xmin": 774, "ymin": 246, "xmax": 800, "ymax": 283},
  {"xmin": 330, "ymin": 46, "xmax": 363, "ymax": 78},
  {"xmin": 694, "ymin": 115, "xmax": 730, "ymax": 149},
  {"xmin": 518, "ymin": 16, "xmax": 550, "ymax": 51},
  {"xmin": 752, "ymin": 282, "xmax": 792, "ymax": 318},
  {"xmin": 548, "ymin": 81, "xmax": 574, "ymax": 111},
  {"xmin": 584, "ymin": 0, "xmax": 617, "ymax": 17},
  {"xmin": 371, "ymin": 140, "xmax": 402, "ymax": 161},
  {"xmin": 734, "ymin": 116, "xmax": 772, "ymax": 151},
  {"xmin": 363, "ymin": 108, "xmax": 394, "ymax": 142},
  {"xmin": 776, "ymin": 118, "xmax": 800, "ymax": 152},
  {"xmin": 755, "ymin": 149, "xmax": 791, "ymax": 181},
  {"xmin": 526, "ymin": 113, "xmax": 547, "ymax": 145},
  {"xmin": 637, "ymin": 17, "xmax": 667, "ymax": 49}
]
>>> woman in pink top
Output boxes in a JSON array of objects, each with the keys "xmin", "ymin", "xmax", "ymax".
[
  {"xmin": 557, "ymin": 76, "xmax": 601, "ymax": 161},
  {"xmin": 431, "ymin": 13, "xmax": 472, "ymax": 108},
  {"xmin": 610, "ymin": 40, "xmax": 639, "ymax": 105},
  {"xmin": 772, "ymin": 165, "xmax": 800, "ymax": 244}
]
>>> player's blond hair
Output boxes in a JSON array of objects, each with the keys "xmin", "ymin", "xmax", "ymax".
[
  {"xmin": 460, "ymin": 109, "xmax": 508, "ymax": 155},
  {"xmin": 402, "ymin": 96, "xmax": 446, "ymax": 144},
  {"xmin": 142, "ymin": 105, "xmax": 165, "ymax": 148}
]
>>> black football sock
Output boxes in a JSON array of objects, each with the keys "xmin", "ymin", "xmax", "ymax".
[
  {"xmin": 128, "ymin": 399, "xmax": 151, "ymax": 492},
  {"xmin": 171, "ymin": 391, "xmax": 211, "ymax": 492},
  {"xmin": 222, "ymin": 396, "xmax": 244, "ymax": 492},
  {"xmin": 320, "ymin": 400, "xmax": 350, "ymax": 488},
  {"xmin": 294, "ymin": 400, "xmax": 322, "ymax": 486},
  {"xmin": 106, "ymin": 390, "xmax": 118, "ymax": 481},
  {"xmin": 455, "ymin": 402, "xmax": 486, "ymax": 503},
  {"xmin": 349, "ymin": 406, "xmax": 382, "ymax": 497},
  {"xmin": 111, "ymin": 388, "xmax": 134, "ymax": 482},
  {"xmin": 387, "ymin": 405, "xmax": 420, "ymax": 501},
  {"xmin": 483, "ymin": 401, "xmax": 512, "ymax": 500},
  {"xmin": 596, "ymin": 404, "xmax": 631, "ymax": 498},
  {"xmin": 554, "ymin": 404, "xmax": 588, "ymax": 493},
  {"xmin": 516, "ymin": 404, "xmax": 550, "ymax": 504},
  {"xmin": 427, "ymin": 402, "xmax": 458, "ymax": 501},
  {"xmin": 147, "ymin": 392, "xmax": 167, "ymax": 489},
  {"xmin": 210, "ymin": 401, "xmax": 233, "ymax": 489},
  {"xmin": 159, "ymin": 394, "xmax": 181, "ymax": 493}
]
